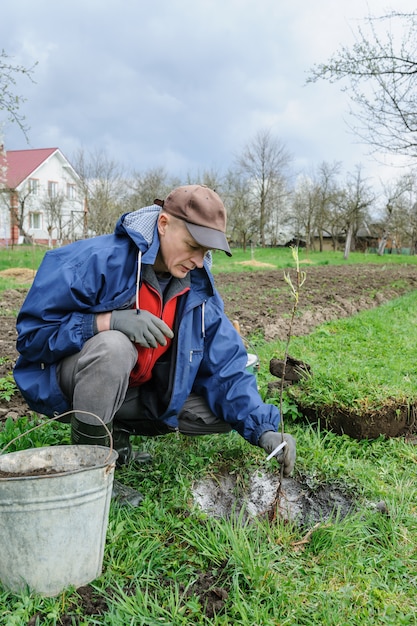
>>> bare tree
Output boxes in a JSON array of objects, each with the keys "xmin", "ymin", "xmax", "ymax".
[
  {"xmin": 308, "ymin": 11, "xmax": 417, "ymax": 160},
  {"xmin": 314, "ymin": 161, "xmax": 342, "ymax": 251},
  {"xmin": 267, "ymin": 177, "xmax": 293, "ymax": 246},
  {"xmin": 72, "ymin": 148, "xmax": 127, "ymax": 235},
  {"xmin": 185, "ymin": 168, "xmax": 223, "ymax": 195},
  {"xmin": 381, "ymin": 174, "xmax": 417, "ymax": 254},
  {"xmin": 41, "ymin": 192, "xmax": 66, "ymax": 247},
  {"xmin": 223, "ymin": 169, "xmax": 255, "ymax": 251},
  {"xmin": 339, "ymin": 165, "xmax": 374, "ymax": 259},
  {"xmin": 323, "ymin": 187, "xmax": 348, "ymax": 251},
  {"xmin": 237, "ymin": 129, "xmax": 293, "ymax": 246},
  {"xmin": 376, "ymin": 175, "xmax": 412, "ymax": 255},
  {"xmin": 127, "ymin": 166, "xmax": 179, "ymax": 210},
  {"xmin": 0, "ymin": 50, "xmax": 37, "ymax": 138},
  {"xmin": 292, "ymin": 162, "xmax": 343, "ymax": 253},
  {"xmin": 291, "ymin": 175, "xmax": 318, "ymax": 253},
  {"xmin": 408, "ymin": 202, "xmax": 417, "ymax": 254},
  {"xmin": 6, "ymin": 185, "xmax": 34, "ymax": 242}
]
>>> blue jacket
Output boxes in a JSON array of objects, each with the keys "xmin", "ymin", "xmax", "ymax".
[{"xmin": 14, "ymin": 205, "xmax": 279, "ymax": 446}]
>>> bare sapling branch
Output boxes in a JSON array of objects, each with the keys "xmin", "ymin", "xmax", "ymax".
[{"xmin": 278, "ymin": 246, "xmax": 306, "ymax": 483}]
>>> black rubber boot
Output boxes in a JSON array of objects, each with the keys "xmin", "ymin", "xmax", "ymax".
[
  {"xmin": 71, "ymin": 415, "xmax": 112, "ymax": 446},
  {"xmin": 112, "ymin": 427, "xmax": 132, "ymax": 467},
  {"xmin": 70, "ymin": 418, "xmax": 146, "ymax": 507},
  {"xmin": 111, "ymin": 426, "xmax": 152, "ymax": 507},
  {"xmin": 113, "ymin": 426, "xmax": 152, "ymax": 468}
]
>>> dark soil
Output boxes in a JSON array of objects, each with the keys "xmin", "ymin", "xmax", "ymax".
[
  {"xmin": 27, "ymin": 585, "xmax": 108, "ymax": 625},
  {"xmin": 215, "ymin": 263, "xmax": 417, "ymax": 341},
  {"xmin": 0, "ymin": 286, "xmax": 29, "ymax": 422},
  {"xmin": 0, "ymin": 467, "xmax": 61, "ymax": 478},
  {"xmin": 180, "ymin": 566, "xmax": 229, "ymax": 619}
]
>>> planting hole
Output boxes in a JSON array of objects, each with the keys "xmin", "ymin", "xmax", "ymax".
[{"xmin": 192, "ymin": 470, "xmax": 355, "ymax": 527}]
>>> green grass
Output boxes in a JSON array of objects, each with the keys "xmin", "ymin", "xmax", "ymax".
[
  {"xmin": 2, "ymin": 244, "xmax": 417, "ymax": 284},
  {"xmin": 0, "ymin": 422, "xmax": 416, "ymax": 624},
  {"xmin": 256, "ymin": 290, "xmax": 417, "ymax": 410},
  {"xmin": 0, "ymin": 244, "xmax": 46, "ymax": 292},
  {"xmin": 211, "ymin": 246, "xmax": 417, "ymax": 274},
  {"xmin": 1, "ymin": 244, "xmax": 415, "ymax": 294},
  {"xmin": 0, "ymin": 370, "xmax": 18, "ymax": 402},
  {"xmin": 0, "ymin": 244, "xmax": 47, "ymax": 272},
  {"xmin": 1, "ymin": 245, "xmax": 417, "ymax": 623}
]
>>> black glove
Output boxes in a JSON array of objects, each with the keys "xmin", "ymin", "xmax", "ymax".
[
  {"xmin": 110, "ymin": 309, "xmax": 174, "ymax": 348},
  {"xmin": 259, "ymin": 431, "xmax": 296, "ymax": 477}
]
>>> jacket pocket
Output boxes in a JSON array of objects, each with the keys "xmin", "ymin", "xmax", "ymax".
[{"xmin": 13, "ymin": 357, "xmax": 70, "ymax": 417}]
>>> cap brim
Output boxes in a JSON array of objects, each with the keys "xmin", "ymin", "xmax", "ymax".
[{"xmin": 185, "ymin": 222, "xmax": 232, "ymax": 257}]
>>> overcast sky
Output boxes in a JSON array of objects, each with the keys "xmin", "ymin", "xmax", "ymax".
[{"xmin": 1, "ymin": 0, "xmax": 415, "ymax": 188}]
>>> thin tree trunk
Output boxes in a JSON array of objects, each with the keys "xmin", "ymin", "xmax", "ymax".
[{"xmin": 344, "ymin": 225, "xmax": 353, "ymax": 260}]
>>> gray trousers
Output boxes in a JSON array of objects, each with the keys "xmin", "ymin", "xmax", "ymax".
[{"xmin": 57, "ymin": 331, "xmax": 231, "ymax": 436}]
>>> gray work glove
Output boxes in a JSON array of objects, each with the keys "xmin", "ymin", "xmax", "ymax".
[
  {"xmin": 259, "ymin": 431, "xmax": 296, "ymax": 477},
  {"xmin": 110, "ymin": 309, "xmax": 174, "ymax": 348}
]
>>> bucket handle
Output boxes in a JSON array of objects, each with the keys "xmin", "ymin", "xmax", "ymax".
[{"xmin": 0, "ymin": 410, "xmax": 114, "ymax": 465}]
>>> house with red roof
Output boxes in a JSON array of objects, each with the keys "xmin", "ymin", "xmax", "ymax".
[{"xmin": 0, "ymin": 146, "xmax": 86, "ymax": 245}]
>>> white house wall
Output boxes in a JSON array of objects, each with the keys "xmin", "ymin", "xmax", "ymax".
[
  {"xmin": 18, "ymin": 151, "xmax": 85, "ymax": 243},
  {"xmin": 0, "ymin": 202, "xmax": 10, "ymax": 242}
]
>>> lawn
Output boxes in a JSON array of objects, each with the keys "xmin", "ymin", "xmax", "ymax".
[{"xmin": 0, "ymin": 245, "xmax": 416, "ymax": 624}]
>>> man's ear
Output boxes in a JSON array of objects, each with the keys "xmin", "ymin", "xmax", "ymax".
[{"xmin": 157, "ymin": 212, "xmax": 169, "ymax": 236}]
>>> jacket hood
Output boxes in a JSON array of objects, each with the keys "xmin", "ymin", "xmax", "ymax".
[
  {"xmin": 115, "ymin": 203, "xmax": 215, "ymax": 294},
  {"xmin": 115, "ymin": 204, "xmax": 159, "ymax": 261}
]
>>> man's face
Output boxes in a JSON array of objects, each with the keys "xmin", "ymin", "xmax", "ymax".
[{"xmin": 155, "ymin": 213, "xmax": 210, "ymax": 278}]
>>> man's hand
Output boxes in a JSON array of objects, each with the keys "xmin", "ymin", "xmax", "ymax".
[
  {"xmin": 259, "ymin": 431, "xmax": 296, "ymax": 477},
  {"xmin": 110, "ymin": 309, "xmax": 174, "ymax": 348}
]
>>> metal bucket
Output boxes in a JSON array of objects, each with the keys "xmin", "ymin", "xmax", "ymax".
[
  {"xmin": 246, "ymin": 352, "xmax": 260, "ymax": 377},
  {"xmin": 0, "ymin": 444, "xmax": 117, "ymax": 596}
]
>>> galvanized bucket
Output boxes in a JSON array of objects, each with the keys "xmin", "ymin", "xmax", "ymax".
[{"xmin": 0, "ymin": 443, "xmax": 117, "ymax": 596}]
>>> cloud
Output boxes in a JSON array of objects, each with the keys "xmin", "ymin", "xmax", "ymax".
[{"xmin": 1, "ymin": 0, "xmax": 416, "ymax": 186}]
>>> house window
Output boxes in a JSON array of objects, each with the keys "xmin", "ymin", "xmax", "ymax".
[
  {"xmin": 29, "ymin": 212, "xmax": 42, "ymax": 230},
  {"xmin": 48, "ymin": 181, "xmax": 58, "ymax": 197},
  {"xmin": 67, "ymin": 183, "xmax": 76, "ymax": 199},
  {"xmin": 28, "ymin": 179, "xmax": 39, "ymax": 195}
]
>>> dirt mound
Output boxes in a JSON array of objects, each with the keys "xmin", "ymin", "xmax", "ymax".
[
  {"xmin": 237, "ymin": 260, "xmax": 275, "ymax": 268},
  {"xmin": 0, "ymin": 268, "xmax": 36, "ymax": 283},
  {"xmin": 298, "ymin": 400, "xmax": 416, "ymax": 440}
]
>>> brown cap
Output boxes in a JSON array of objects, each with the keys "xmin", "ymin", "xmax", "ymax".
[{"xmin": 155, "ymin": 184, "xmax": 232, "ymax": 256}]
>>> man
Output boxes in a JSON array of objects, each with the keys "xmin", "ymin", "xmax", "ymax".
[{"xmin": 14, "ymin": 185, "xmax": 295, "ymax": 502}]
